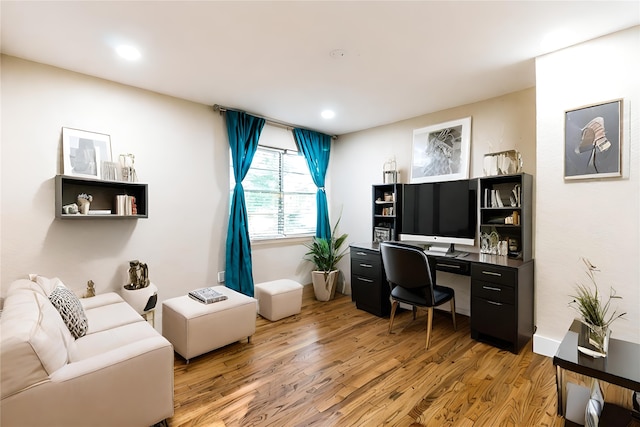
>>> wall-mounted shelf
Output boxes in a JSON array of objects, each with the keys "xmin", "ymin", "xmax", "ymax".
[{"xmin": 55, "ymin": 175, "xmax": 148, "ymax": 219}]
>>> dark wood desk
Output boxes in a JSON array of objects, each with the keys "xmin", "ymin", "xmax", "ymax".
[
  {"xmin": 554, "ymin": 320, "xmax": 640, "ymax": 421},
  {"xmin": 349, "ymin": 242, "xmax": 534, "ymax": 353}
]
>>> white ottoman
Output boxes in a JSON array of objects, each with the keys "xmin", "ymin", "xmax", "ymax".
[
  {"xmin": 254, "ymin": 279, "xmax": 303, "ymax": 321},
  {"xmin": 162, "ymin": 286, "xmax": 257, "ymax": 362}
]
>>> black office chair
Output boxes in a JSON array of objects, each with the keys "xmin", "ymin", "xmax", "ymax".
[{"xmin": 380, "ymin": 241, "xmax": 456, "ymax": 349}]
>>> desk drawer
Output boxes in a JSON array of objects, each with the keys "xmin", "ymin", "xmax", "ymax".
[
  {"xmin": 471, "ymin": 264, "xmax": 516, "ymax": 286},
  {"xmin": 351, "ymin": 248, "xmax": 380, "ymax": 263},
  {"xmin": 351, "ymin": 258, "xmax": 381, "ymax": 277},
  {"xmin": 471, "ymin": 296, "xmax": 515, "ymax": 342},
  {"xmin": 433, "ymin": 258, "xmax": 470, "ymax": 275},
  {"xmin": 473, "ymin": 281, "xmax": 515, "ymax": 304}
]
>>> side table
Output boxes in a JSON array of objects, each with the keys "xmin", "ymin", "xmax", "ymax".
[
  {"xmin": 121, "ymin": 282, "xmax": 158, "ymax": 327},
  {"xmin": 553, "ymin": 320, "xmax": 640, "ymax": 425}
]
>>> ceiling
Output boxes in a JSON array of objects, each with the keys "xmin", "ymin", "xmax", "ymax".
[{"xmin": 1, "ymin": 1, "xmax": 638, "ymax": 136}]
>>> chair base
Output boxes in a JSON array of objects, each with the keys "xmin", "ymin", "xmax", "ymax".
[{"xmin": 388, "ymin": 299, "xmax": 456, "ymax": 349}]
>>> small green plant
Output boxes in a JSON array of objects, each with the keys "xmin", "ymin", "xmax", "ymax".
[
  {"xmin": 304, "ymin": 217, "xmax": 348, "ymax": 274},
  {"xmin": 569, "ymin": 258, "xmax": 626, "ymax": 329}
]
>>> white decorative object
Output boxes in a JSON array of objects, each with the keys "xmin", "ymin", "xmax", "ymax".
[{"xmin": 121, "ymin": 282, "xmax": 158, "ymax": 314}]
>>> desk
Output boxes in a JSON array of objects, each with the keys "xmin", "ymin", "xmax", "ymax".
[
  {"xmin": 554, "ymin": 320, "xmax": 640, "ymax": 420},
  {"xmin": 350, "ymin": 242, "xmax": 534, "ymax": 353}
]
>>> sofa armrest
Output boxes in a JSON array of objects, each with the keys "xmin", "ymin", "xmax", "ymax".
[{"xmin": 1, "ymin": 337, "xmax": 174, "ymax": 427}]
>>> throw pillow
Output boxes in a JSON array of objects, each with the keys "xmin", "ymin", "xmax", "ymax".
[{"xmin": 49, "ymin": 287, "xmax": 88, "ymax": 339}]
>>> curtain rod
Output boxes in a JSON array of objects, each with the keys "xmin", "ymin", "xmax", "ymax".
[{"xmin": 213, "ymin": 104, "xmax": 337, "ymax": 140}]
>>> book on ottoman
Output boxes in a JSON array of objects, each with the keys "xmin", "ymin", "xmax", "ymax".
[{"xmin": 188, "ymin": 287, "xmax": 228, "ymax": 304}]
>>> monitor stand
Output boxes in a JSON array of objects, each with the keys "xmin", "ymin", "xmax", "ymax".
[{"xmin": 430, "ymin": 243, "xmax": 464, "ymax": 257}]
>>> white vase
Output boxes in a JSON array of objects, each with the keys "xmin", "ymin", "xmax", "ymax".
[
  {"xmin": 311, "ymin": 270, "xmax": 338, "ymax": 301},
  {"xmin": 78, "ymin": 199, "xmax": 90, "ymax": 214}
]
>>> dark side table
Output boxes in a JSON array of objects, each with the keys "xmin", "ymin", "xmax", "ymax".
[{"xmin": 553, "ymin": 320, "xmax": 640, "ymax": 425}]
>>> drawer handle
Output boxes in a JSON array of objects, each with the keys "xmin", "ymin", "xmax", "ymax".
[
  {"xmin": 487, "ymin": 300, "xmax": 503, "ymax": 306},
  {"xmin": 437, "ymin": 263, "xmax": 461, "ymax": 269},
  {"xmin": 359, "ymin": 263, "xmax": 373, "ymax": 268},
  {"xmin": 356, "ymin": 252, "xmax": 368, "ymax": 256},
  {"xmin": 482, "ymin": 286, "xmax": 501, "ymax": 292},
  {"xmin": 357, "ymin": 277, "xmax": 374, "ymax": 283},
  {"xmin": 482, "ymin": 270, "xmax": 502, "ymax": 277}
]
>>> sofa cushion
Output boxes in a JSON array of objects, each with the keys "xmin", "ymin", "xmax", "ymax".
[
  {"xmin": 68, "ymin": 321, "xmax": 162, "ymax": 362},
  {"xmin": 29, "ymin": 274, "xmax": 66, "ymax": 297},
  {"xmin": 80, "ymin": 292, "xmax": 124, "ymax": 311},
  {"xmin": 1, "ymin": 290, "xmax": 72, "ymax": 398},
  {"xmin": 49, "ymin": 287, "xmax": 89, "ymax": 339},
  {"xmin": 84, "ymin": 301, "xmax": 144, "ymax": 335}
]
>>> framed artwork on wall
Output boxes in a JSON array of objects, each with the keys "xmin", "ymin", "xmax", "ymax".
[
  {"xmin": 62, "ymin": 127, "xmax": 112, "ymax": 179},
  {"xmin": 411, "ymin": 116, "xmax": 471, "ymax": 183},
  {"xmin": 564, "ymin": 99, "xmax": 622, "ymax": 180}
]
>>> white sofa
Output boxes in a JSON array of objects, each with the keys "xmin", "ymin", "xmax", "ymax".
[{"xmin": 1, "ymin": 276, "xmax": 174, "ymax": 427}]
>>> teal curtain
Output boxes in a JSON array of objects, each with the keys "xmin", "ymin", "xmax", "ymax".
[
  {"xmin": 293, "ymin": 128, "xmax": 331, "ymax": 239},
  {"xmin": 225, "ymin": 110, "xmax": 265, "ymax": 297}
]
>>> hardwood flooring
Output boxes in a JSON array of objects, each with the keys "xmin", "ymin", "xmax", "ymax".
[{"xmin": 169, "ymin": 285, "xmax": 564, "ymax": 427}]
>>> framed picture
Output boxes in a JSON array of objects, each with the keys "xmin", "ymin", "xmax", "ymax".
[
  {"xmin": 411, "ymin": 117, "xmax": 471, "ymax": 183},
  {"xmin": 565, "ymin": 99, "xmax": 622, "ymax": 180},
  {"xmin": 374, "ymin": 227, "xmax": 391, "ymax": 243},
  {"xmin": 62, "ymin": 128, "xmax": 112, "ymax": 179}
]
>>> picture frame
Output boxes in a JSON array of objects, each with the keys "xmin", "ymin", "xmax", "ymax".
[
  {"xmin": 62, "ymin": 127, "xmax": 112, "ymax": 179},
  {"xmin": 564, "ymin": 99, "xmax": 622, "ymax": 180},
  {"xmin": 374, "ymin": 226, "xmax": 391, "ymax": 243},
  {"xmin": 411, "ymin": 117, "xmax": 471, "ymax": 183}
]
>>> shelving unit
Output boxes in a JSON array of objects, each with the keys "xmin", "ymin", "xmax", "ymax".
[
  {"xmin": 372, "ymin": 183, "xmax": 402, "ymax": 242},
  {"xmin": 478, "ymin": 173, "xmax": 532, "ymax": 261},
  {"xmin": 55, "ymin": 175, "xmax": 148, "ymax": 219}
]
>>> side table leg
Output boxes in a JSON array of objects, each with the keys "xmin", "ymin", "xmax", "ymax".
[{"xmin": 556, "ymin": 365, "xmax": 565, "ymax": 416}]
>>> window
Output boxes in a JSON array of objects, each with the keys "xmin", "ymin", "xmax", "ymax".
[{"xmin": 230, "ymin": 127, "xmax": 317, "ymax": 240}]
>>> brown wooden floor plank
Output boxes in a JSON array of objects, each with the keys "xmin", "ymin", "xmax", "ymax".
[{"xmin": 168, "ymin": 286, "xmax": 566, "ymax": 426}]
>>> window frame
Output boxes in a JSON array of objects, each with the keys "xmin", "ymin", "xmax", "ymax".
[{"xmin": 232, "ymin": 144, "xmax": 317, "ymax": 242}]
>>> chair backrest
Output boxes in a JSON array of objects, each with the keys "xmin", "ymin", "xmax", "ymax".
[{"xmin": 380, "ymin": 241, "xmax": 436, "ymax": 306}]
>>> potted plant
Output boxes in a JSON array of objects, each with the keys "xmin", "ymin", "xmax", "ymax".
[
  {"xmin": 569, "ymin": 258, "xmax": 626, "ymax": 357},
  {"xmin": 304, "ymin": 218, "xmax": 348, "ymax": 301}
]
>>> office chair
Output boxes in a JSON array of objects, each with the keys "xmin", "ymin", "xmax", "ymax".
[{"xmin": 380, "ymin": 241, "xmax": 456, "ymax": 349}]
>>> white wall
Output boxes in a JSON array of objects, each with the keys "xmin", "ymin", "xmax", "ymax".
[
  {"xmin": 533, "ymin": 27, "xmax": 640, "ymax": 355},
  {"xmin": 331, "ymin": 88, "xmax": 536, "ymax": 314},
  {"xmin": 0, "ymin": 56, "xmax": 310, "ymax": 329}
]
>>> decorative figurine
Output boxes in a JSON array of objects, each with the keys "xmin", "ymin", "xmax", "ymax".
[
  {"xmin": 84, "ymin": 280, "xmax": 96, "ymax": 298},
  {"xmin": 125, "ymin": 259, "xmax": 150, "ymax": 290}
]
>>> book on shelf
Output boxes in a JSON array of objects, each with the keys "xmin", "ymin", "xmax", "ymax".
[
  {"xmin": 88, "ymin": 210, "xmax": 112, "ymax": 215},
  {"xmin": 115, "ymin": 195, "xmax": 138, "ymax": 215},
  {"xmin": 188, "ymin": 287, "xmax": 228, "ymax": 304}
]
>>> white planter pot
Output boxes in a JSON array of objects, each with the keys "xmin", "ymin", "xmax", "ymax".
[
  {"xmin": 121, "ymin": 282, "xmax": 158, "ymax": 314},
  {"xmin": 311, "ymin": 270, "xmax": 338, "ymax": 301}
]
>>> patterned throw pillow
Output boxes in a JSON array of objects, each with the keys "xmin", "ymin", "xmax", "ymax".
[{"xmin": 49, "ymin": 287, "xmax": 88, "ymax": 339}]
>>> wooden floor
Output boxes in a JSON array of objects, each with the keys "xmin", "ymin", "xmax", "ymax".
[{"xmin": 168, "ymin": 285, "xmax": 565, "ymax": 427}]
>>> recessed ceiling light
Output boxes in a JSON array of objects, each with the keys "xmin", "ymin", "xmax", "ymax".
[
  {"xmin": 321, "ymin": 110, "xmax": 336, "ymax": 119},
  {"xmin": 116, "ymin": 45, "xmax": 141, "ymax": 61}
]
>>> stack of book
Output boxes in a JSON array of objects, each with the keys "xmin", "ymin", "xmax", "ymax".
[
  {"xmin": 188, "ymin": 287, "xmax": 228, "ymax": 304},
  {"xmin": 115, "ymin": 195, "xmax": 137, "ymax": 215}
]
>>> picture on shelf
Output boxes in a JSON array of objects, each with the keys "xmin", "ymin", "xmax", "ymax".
[
  {"xmin": 411, "ymin": 117, "xmax": 471, "ymax": 183},
  {"xmin": 564, "ymin": 99, "xmax": 622, "ymax": 180},
  {"xmin": 374, "ymin": 227, "xmax": 391, "ymax": 243},
  {"xmin": 62, "ymin": 127, "xmax": 112, "ymax": 179}
]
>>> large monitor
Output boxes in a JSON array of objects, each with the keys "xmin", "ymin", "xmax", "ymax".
[{"xmin": 400, "ymin": 179, "xmax": 477, "ymax": 251}]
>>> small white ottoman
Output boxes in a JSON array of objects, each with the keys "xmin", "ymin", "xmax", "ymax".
[
  {"xmin": 254, "ymin": 279, "xmax": 303, "ymax": 321},
  {"xmin": 162, "ymin": 286, "xmax": 257, "ymax": 362}
]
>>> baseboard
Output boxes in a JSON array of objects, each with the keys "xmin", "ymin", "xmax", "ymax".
[{"xmin": 533, "ymin": 332, "xmax": 561, "ymax": 357}]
